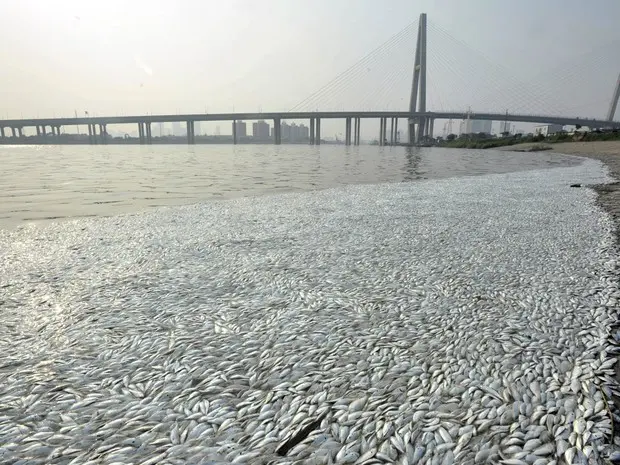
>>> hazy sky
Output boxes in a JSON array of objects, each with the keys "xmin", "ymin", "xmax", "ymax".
[{"xmin": 0, "ymin": 0, "xmax": 619, "ymax": 130}]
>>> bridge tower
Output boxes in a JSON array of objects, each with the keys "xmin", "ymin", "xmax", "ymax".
[
  {"xmin": 607, "ymin": 72, "xmax": 620, "ymax": 121},
  {"xmin": 408, "ymin": 13, "xmax": 427, "ymax": 145}
]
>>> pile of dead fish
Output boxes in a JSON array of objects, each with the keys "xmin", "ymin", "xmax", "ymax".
[{"xmin": 0, "ymin": 158, "xmax": 619, "ymax": 464}]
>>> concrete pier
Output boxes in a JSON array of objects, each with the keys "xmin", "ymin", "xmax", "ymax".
[
  {"xmin": 310, "ymin": 118, "xmax": 315, "ymax": 145},
  {"xmin": 274, "ymin": 118, "xmax": 281, "ymax": 145},
  {"xmin": 345, "ymin": 117, "xmax": 352, "ymax": 146},
  {"xmin": 316, "ymin": 118, "xmax": 321, "ymax": 145},
  {"xmin": 394, "ymin": 118, "xmax": 399, "ymax": 144},
  {"xmin": 232, "ymin": 120, "xmax": 237, "ymax": 145},
  {"xmin": 100, "ymin": 124, "xmax": 107, "ymax": 144},
  {"xmin": 379, "ymin": 117, "xmax": 388, "ymax": 146},
  {"xmin": 186, "ymin": 121, "xmax": 195, "ymax": 144},
  {"xmin": 0, "ymin": 127, "xmax": 4, "ymax": 138},
  {"xmin": 138, "ymin": 123, "xmax": 144, "ymax": 144}
]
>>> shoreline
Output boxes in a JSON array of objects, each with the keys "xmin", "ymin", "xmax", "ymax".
[
  {"xmin": 503, "ymin": 141, "xmax": 620, "ymax": 428},
  {"xmin": 500, "ymin": 141, "xmax": 620, "ymax": 230}
]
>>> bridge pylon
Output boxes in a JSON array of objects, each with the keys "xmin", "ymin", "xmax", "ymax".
[
  {"xmin": 409, "ymin": 13, "xmax": 427, "ymax": 145},
  {"xmin": 607, "ymin": 72, "xmax": 620, "ymax": 121}
]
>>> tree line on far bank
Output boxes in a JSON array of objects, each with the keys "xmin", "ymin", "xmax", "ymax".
[{"xmin": 437, "ymin": 127, "xmax": 620, "ymax": 149}]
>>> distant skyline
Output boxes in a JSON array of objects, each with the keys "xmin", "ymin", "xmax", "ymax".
[{"xmin": 0, "ymin": 0, "xmax": 619, "ymax": 138}]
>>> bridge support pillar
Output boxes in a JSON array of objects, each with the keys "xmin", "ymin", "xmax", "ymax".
[
  {"xmin": 394, "ymin": 118, "xmax": 399, "ymax": 144},
  {"xmin": 144, "ymin": 123, "xmax": 152, "ymax": 144},
  {"xmin": 99, "ymin": 124, "xmax": 107, "ymax": 144},
  {"xmin": 417, "ymin": 118, "xmax": 426, "ymax": 144},
  {"xmin": 274, "ymin": 118, "xmax": 281, "ymax": 145},
  {"xmin": 390, "ymin": 118, "xmax": 396, "ymax": 145},
  {"xmin": 379, "ymin": 118, "xmax": 383, "ymax": 146},
  {"xmin": 381, "ymin": 117, "xmax": 388, "ymax": 146},
  {"xmin": 356, "ymin": 118, "xmax": 361, "ymax": 145},
  {"xmin": 186, "ymin": 121, "xmax": 195, "ymax": 144},
  {"xmin": 36, "ymin": 126, "xmax": 41, "ymax": 137},
  {"xmin": 11, "ymin": 127, "xmax": 16, "ymax": 138},
  {"xmin": 345, "ymin": 117, "xmax": 352, "ymax": 145},
  {"xmin": 429, "ymin": 118, "xmax": 434, "ymax": 139},
  {"xmin": 384, "ymin": 118, "xmax": 388, "ymax": 145},
  {"xmin": 138, "ymin": 123, "xmax": 144, "ymax": 144},
  {"xmin": 17, "ymin": 127, "xmax": 23, "ymax": 138},
  {"xmin": 309, "ymin": 118, "xmax": 315, "ymax": 145},
  {"xmin": 232, "ymin": 120, "xmax": 237, "ymax": 145},
  {"xmin": 315, "ymin": 118, "xmax": 321, "ymax": 145},
  {"xmin": 92, "ymin": 124, "xmax": 99, "ymax": 144},
  {"xmin": 0, "ymin": 127, "xmax": 4, "ymax": 138}
]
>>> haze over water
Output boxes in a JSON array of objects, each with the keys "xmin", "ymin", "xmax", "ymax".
[{"xmin": 0, "ymin": 144, "xmax": 581, "ymax": 228}]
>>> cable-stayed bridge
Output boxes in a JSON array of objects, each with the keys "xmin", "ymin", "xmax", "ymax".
[{"xmin": 0, "ymin": 13, "xmax": 618, "ymax": 145}]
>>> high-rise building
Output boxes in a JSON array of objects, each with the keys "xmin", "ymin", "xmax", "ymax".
[
  {"xmin": 299, "ymin": 124, "xmax": 309, "ymax": 141},
  {"xmin": 534, "ymin": 124, "xmax": 563, "ymax": 136},
  {"xmin": 285, "ymin": 123, "xmax": 310, "ymax": 143},
  {"xmin": 172, "ymin": 122, "xmax": 185, "ymax": 137},
  {"xmin": 252, "ymin": 120, "xmax": 270, "ymax": 140},
  {"xmin": 460, "ymin": 119, "xmax": 492, "ymax": 135},
  {"xmin": 498, "ymin": 120, "xmax": 511, "ymax": 134},
  {"xmin": 281, "ymin": 122, "xmax": 291, "ymax": 142},
  {"xmin": 232, "ymin": 121, "xmax": 247, "ymax": 138}
]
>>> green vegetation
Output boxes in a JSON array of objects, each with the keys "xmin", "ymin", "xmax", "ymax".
[
  {"xmin": 438, "ymin": 132, "xmax": 543, "ymax": 149},
  {"xmin": 437, "ymin": 129, "xmax": 620, "ymax": 149}
]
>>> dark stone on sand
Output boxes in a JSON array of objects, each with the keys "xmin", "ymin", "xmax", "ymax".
[{"xmin": 570, "ymin": 184, "xmax": 582, "ymax": 188}]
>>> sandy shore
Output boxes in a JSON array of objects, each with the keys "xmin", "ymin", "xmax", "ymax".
[{"xmin": 502, "ymin": 141, "xmax": 620, "ymax": 228}]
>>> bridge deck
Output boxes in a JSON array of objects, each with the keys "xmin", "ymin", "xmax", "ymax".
[{"xmin": 0, "ymin": 111, "xmax": 617, "ymax": 129}]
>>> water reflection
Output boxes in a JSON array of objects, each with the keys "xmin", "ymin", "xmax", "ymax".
[{"xmin": 403, "ymin": 146, "xmax": 424, "ymax": 182}]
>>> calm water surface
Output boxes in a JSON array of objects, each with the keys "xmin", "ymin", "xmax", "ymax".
[{"xmin": 0, "ymin": 144, "xmax": 580, "ymax": 228}]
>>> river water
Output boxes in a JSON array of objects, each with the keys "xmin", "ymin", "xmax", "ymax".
[{"xmin": 0, "ymin": 144, "xmax": 581, "ymax": 228}]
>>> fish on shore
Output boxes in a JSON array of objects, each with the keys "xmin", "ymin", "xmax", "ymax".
[{"xmin": 0, "ymin": 158, "xmax": 619, "ymax": 464}]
